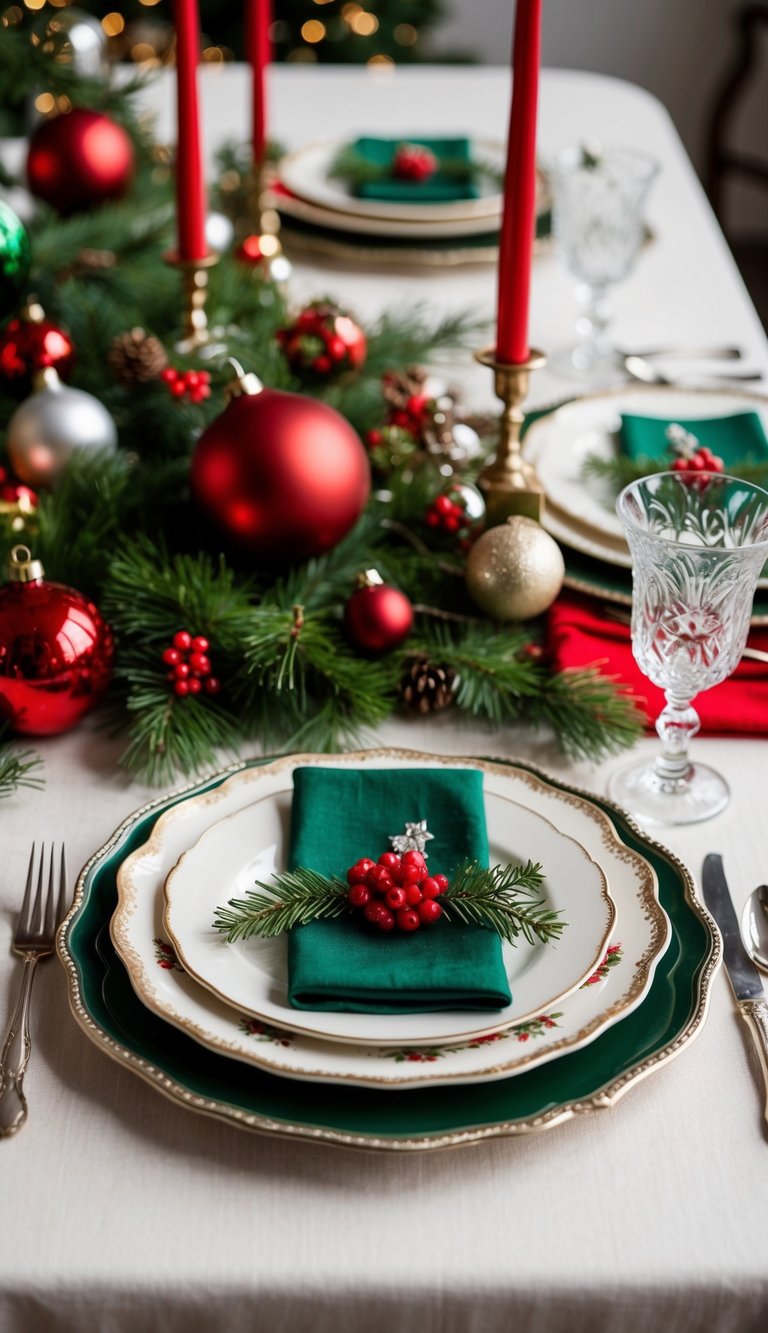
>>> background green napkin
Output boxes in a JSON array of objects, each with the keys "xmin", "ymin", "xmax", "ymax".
[
  {"xmin": 351, "ymin": 136, "xmax": 479, "ymax": 203},
  {"xmin": 287, "ymin": 766, "xmax": 512, "ymax": 1013},
  {"xmin": 618, "ymin": 410, "xmax": 768, "ymax": 466}
]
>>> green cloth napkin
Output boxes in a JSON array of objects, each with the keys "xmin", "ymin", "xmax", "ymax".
[
  {"xmin": 618, "ymin": 410, "xmax": 768, "ymax": 467},
  {"xmin": 286, "ymin": 766, "xmax": 512, "ymax": 1013},
  {"xmin": 351, "ymin": 136, "xmax": 479, "ymax": 203}
]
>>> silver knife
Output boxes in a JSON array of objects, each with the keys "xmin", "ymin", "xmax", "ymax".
[{"xmin": 702, "ymin": 853, "xmax": 768, "ymax": 1125}]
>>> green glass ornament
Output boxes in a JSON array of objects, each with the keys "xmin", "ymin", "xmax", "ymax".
[{"xmin": 0, "ymin": 200, "xmax": 31, "ymax": 320}]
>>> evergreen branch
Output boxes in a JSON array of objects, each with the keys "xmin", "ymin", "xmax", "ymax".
[
  {"xmin": 441, "ymin": 859, "xmax": 564, "ymax": 946},
  {"xmin": 212, "ymin": 870, "xmax": 350, "ymax": 942},
  {"xmin": 212, "ymin": 859, "xmax": 564, "ymax": 946},
  {"xmin": 0, "ymin": 732, "xmax": 43, "ymax": 800},
  {"xmin": 531, "ymin": 667, "xmax": 645, "ymax": 761},
  {"xmin": 582, "ymin": 450, "xmax": 768, "ymax": 492}
]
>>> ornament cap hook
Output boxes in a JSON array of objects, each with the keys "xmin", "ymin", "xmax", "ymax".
[
  {"xmin": 225, "ymin": 358, "xmax": 263, "ymax": 401},
  {"xmin": 32, "ymin": 366, "xmax": 62, "ymax": 394},
  {"xmin": 356, "ymin": 569, "xmax": 384, "ymax": 590},
  {"xmin": 9, "ymin": 544, "xmax": 44, "ymax": 584}
]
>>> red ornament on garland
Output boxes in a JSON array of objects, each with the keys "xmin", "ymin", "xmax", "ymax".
[
  {"xmin": 190, "ymin": 361, "xmax": 370, "ymax": 562},
  {"xmin": 0, "ymin": 545, "xmax": 113, "ymax": 736},
  {"xmin": 26, "ymin": 109, "xmax": 134, "ymax": 215},
  {"xmin": 344, "ymin": 570, "xmax": 413, "ymax": 655},
  {"xmin": 277, "ymin": 301, "xmax": 367, "ymax": 379},
  {"xmin": 0, "ymin": 300, "xmax": 75, "ymax": 395}
]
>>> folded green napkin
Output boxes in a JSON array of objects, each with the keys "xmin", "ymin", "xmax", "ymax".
[
  {"xmin": 286, "ymin": 766, "xmax": 512, "ymax": 1013},
  {"xmin": 618, "ymin": 410, "xmax": 768, "ymax": 467},
  {"xmin": 351, "ymin": 136, "xmax": 479, "ymax": 203}
]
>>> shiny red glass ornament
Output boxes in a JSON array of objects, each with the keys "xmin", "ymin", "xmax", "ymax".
[
  {"xmin": 26, "ymin": 109, "xmax": 134, "ymax": 214},
  {"xmin": 344, "ymin": 575, "xmax": 413, "ymax": 655},
  {"xmin": 190, "ymin": 369, "xmax": 370, "ymax": 562},
  {"xmin": 0, "ymin": 302, "xmax": 75, "ymax": 394},
  {"xmin": 0, "ymin": 547, "xmax": 113, "ymax": 736}
]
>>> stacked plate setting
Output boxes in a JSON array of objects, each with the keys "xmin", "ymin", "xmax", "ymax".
[
  {"xmin": 58, "ymin": 749, "xmax": 719, "ymax": 1151},
  {"xmin": 273, "ymin": 139, "xmax": 551, "ymax": 266},
  {"xmin": 523, "ymin": 385, "xmax": 768, "ymax": 624}
]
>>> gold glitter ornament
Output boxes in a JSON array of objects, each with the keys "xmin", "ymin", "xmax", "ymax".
[{"xmin": 465, "ymin": 516, "xmax": 565, "ymax": 620}]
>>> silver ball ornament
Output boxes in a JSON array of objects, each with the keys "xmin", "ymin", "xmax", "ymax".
[
  {"xmin": 7, "ymin": 368, "xmax": 117, "ymax": 488},
  {"xmin": 38, "ymin": 8, "xmax": 108, "ymax": 79},
  {"xmin": 465, "ymin": 516, "xmax": 565, "ymax": 621},
  {"xmin": 451, "ymin": 480, "xmax": 486, "ymax": 526}
]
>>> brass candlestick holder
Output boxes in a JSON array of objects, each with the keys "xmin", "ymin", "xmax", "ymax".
[
  {"xmin": 475, "ymin": 346, "xmax": 547, "ymax": 525},
  {"xmin": 164, "ymin": 251, "xmax": 221, "ymax": 355},
  {"xmin": 241, "ymin": 163, "xmax": 292, "ymax": 286}
]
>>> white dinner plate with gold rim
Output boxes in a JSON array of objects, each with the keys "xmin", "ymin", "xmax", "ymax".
[
  {"xmin": 111, "ymin": 751, "xmax": 669, "ymax": 1089},
  {"xmin": 161, "ymin": 764, "xmax": 614, "ymax": 1048},
  {"xmin": 274, "ymin": 186, "xmax": 502, "ymax": 240},
  {"xmin": 524, "ymin": 385, "xmax": 768, "ymax": 584},
  {"xmin": 277, "ymin": 137, "xmax": 507, "ymax": 225}
]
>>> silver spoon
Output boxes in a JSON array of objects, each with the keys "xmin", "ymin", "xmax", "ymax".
[
  {"xmin": 625, "ymin": 355, "xmax": 764, "ymax": 386},
  {"xmin": 741, "ymin": 884, "xmax": 768, "ymax": 973}
]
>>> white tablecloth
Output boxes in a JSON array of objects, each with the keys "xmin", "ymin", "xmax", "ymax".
[{"xmin": 2, "ymin": 67, "xmax": 768, "ymax": 1333}]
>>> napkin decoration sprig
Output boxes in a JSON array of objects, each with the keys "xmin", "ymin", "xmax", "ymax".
[
  {"xmin": 213, "ymin": 823, "xmax": 564, "ymax": 946},
  {"xmin": 582, "ymin": 424, "xmax": 752, "ymax": 492},
  {"xmin": 329, "ymin": 143, "xmax": 502, "ymax": 191}
]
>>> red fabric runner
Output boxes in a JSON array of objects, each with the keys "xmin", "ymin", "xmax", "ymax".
[{"xmin": 547, "ymin": 593, "xmax": 768, "ymax": 734}]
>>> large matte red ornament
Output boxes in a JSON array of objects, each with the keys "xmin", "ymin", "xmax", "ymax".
[
  {"xmin": 344, "ymin": 572, "xmax": 413, "ymax": 655},
  {"xmin": 0, "ymin": 301, "xmax": 75, "ymax": 394},
  {"xmin": 190, "ymin": 366, "xmax": 370, "ymax": 562},
  {"xmin": 0, "ymin": 546, "xmax": 113, "ymax": 736},
  {"xmin": 26, "ymin": 109, "xmax": 134, "ymax": 214}
]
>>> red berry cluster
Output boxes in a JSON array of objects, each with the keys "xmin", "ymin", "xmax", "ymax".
[
  {"xmin": 161, "ymin": 367, "xmax": 212, "ymax": 404},
  {"xmin": 424, "ymin": 489, "xmax": 469, "ymax": 535},
  {"xmin": 161, "ymin": 630, "xmax": 220, "ymax": 699},
  {"xmin": 346, "ymin": 849, "xmax": 448, "ymax": 933},
  {"xmin": 392, "ymin": 142, "xmax": 438, "ymax": 183},
  {"xmin": 277, "ymin": 303, "xmax": 367, "ymax": 378},
  {"xmin": 0, "ymin": 464, "xmax": 37, "ymax": 512},
  {"xmin": 670, "ymin": 446, "xmax": 724, "ymax": 483}
]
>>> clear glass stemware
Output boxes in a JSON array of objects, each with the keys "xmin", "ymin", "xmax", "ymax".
[
  {"xmin": 610, "ymin": 471, "xmax": 768, "ymax": 825},
  {"xmin": 550, "ymin": 146, "xmax": 659, "ymax": 384}
]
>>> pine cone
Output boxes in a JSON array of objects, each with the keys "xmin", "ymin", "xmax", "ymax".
[
  {"xmin": 381, "ymin": 365, "xmax": 428, "ymax": 411},
  {"xmin": 108, "ymin": 327, "xmax": 168, "ymax": 386},
  {"xmin": 400, "ymin": 657, "xmax": 456, "ymax": 716}
]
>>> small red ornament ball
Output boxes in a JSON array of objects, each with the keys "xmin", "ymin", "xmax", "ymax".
[
  {"xmin": 191, "ymin": 375, "xmax": 370, "ymax": 562},
  {"xmin": 0, "ymin": 306, "xmax": 75, "ymax": 394},
  {"xmin": 0, "ymin": 546, "xmax": 113, "ymax": 736},
  {"xmin": 27, "ymin": 109, "xmax": 134, "ymax": 215},
  {"xmin": 344, "ymin": 580, "xmax": 413, "ymax": 654}
]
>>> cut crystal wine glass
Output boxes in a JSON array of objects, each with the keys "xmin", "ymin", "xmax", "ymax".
[
  {"xmin": 551, "ymin": 145, "xmax": 658, "ymax": 384},
  {"xmin": 610, "ymin": 471, "xmax": 768, "ymax": 825}
]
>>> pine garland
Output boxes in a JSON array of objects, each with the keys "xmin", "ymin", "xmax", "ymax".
[
  {"xmin": 0, "ymin": 40, "xmax": 645, "ymax": 789},
  {"xmin": 212, "ymin": 858, "xmax": 563, "ymax": 947},
  {"xmin": 582, "ymin": 450, "xmax": 768, "ymax": 492}
]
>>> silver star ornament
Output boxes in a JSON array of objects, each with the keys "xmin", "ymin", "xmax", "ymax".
[{"xmin": 389, "ymin": 820, "xmax": 435, "ymax": 856}]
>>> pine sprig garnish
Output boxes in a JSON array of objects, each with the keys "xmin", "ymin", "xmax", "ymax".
[
  {"xmin": 213, "ymin": 870, "xmax": 350, "ymax": 942},
  {"xmin": 0, "ymin": 732, "xmax": 43, "ymax": 801},
  {"xmin": 582, "ymin": 451, "xmax": 768, "ymax": 492},
  {"xmin": 440, "ymin": 859, "xmax": 562, "ymax": 945},
  {"xmin": 212, "ymin": 860, "xmax": 564, "ymax": 947}
]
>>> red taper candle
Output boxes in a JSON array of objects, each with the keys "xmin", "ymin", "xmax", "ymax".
[
  {"xmin": 247, "ymin": 0, "xmax": 272, "ymax": 171},
  {"xmin": 173, "ymin": 0, "xmax": 208, "ymax": 261},
  {"xmin": 496, "ymin": 0, "xmax": 542, "ymax": 364}
]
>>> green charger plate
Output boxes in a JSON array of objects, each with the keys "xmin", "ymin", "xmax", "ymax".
[{"xmin": 58, "ymin": 755, "xmax": 719, "ymax": 1152}]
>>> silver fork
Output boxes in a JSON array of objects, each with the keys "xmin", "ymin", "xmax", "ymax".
[{"xmin": 0, "ymin": 845, "xmax": 67, "ymax": 1138}]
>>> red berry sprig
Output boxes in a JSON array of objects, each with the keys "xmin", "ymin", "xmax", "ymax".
[
  {"xmin": 345, "ymin": 848, "xmax": 448, "ymax": 933},
  {"xmin": 161, "ymin": 367, "xmax": 212, "ymax": 404},
  {"xmin": 392, "ymin": 142, "xmax": 438, "ymax": 183},
  {"xmin": 670, "ymin": 446, "xmax": 725, "ymax": 477},
  {"xmin": 424, "ymin": 489, "xmax": 467, "ymax": 535},
  {"xmin": 161, "ymin": 630, "xmax": 221, "ymax": 699}
]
